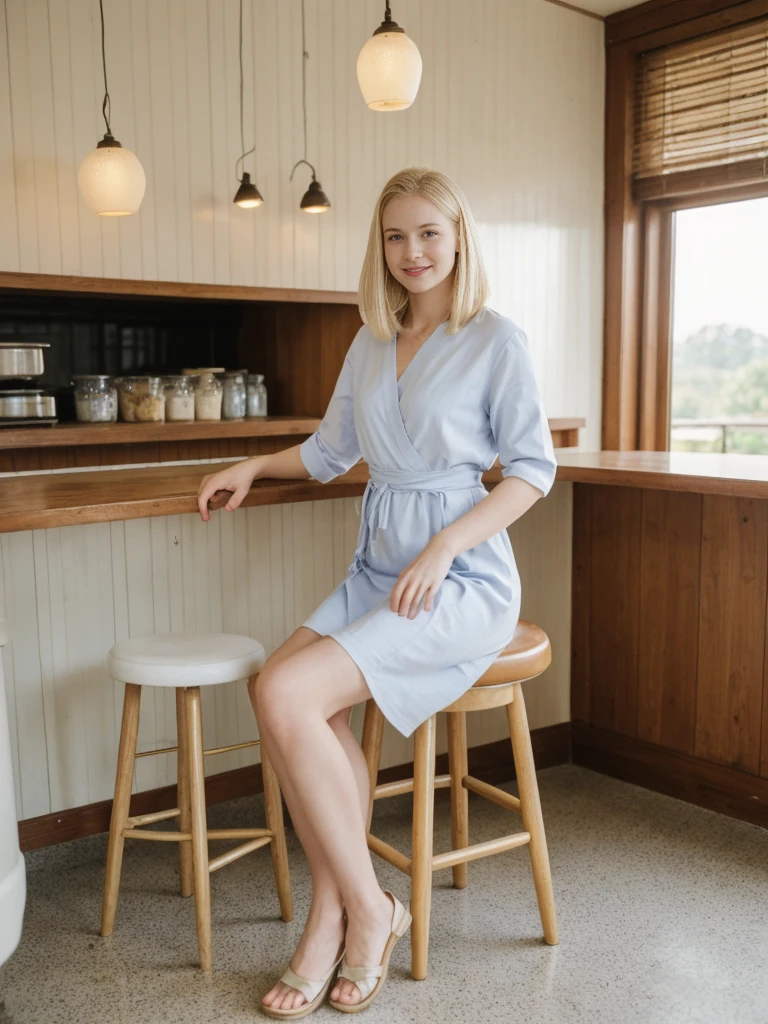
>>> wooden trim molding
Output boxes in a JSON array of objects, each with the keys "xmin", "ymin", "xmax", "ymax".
[
  {"xmin": 605, "ymin": 0, "xmax": 768, "ymax": 47},
  {"xmin": 572, "ymin": 721, "xmax": 768, "ymax": 829},
  {"xmin": 17, "ymin": 723, "xmax": 572, "ymax": 851},
  {"xmin": 602, "ymin": 0, "xmax": 768, "ymax": 451},
  {"xmin": 0, "ymin": 270, "xmax": 359, "ymax": 306}
]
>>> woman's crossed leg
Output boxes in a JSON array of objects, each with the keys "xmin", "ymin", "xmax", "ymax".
[{"xmin": 251, "ymin": 627, "xmax": 394, "ymax": 1011}]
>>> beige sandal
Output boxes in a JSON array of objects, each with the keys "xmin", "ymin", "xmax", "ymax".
[
  {"xmin": 328, "ymin": 891, "xmax": 412, "ymax": 1014},
  {"xmin": 261, "ymin": 940, "xmax": 346, "ymax": 1019}
]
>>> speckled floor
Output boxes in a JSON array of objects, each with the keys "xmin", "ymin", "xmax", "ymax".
[{"xmin": 2, "ymin": 765, "xmax": 767, "ymax": 1024}]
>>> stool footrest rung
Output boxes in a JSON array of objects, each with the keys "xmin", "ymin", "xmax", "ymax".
[
  {"xmin": 374, "ymin": 773, "xmax": 452, "ymax": 800},
  {"xmin": 133, "ymin": 738, "xmax": 260, "ymax": 760},
  {"xmin": 367, "ymin": 827, "xmax": 531, "ymax": 875},
  {"xmin": 367, "ymin": 833, "xmax": 412, "ymax": 874},
  {"xmin": 431, "ymin": 832, "xmax": 531, "ymax": 871},
  {"xmin": 208, "ymin": 836, "xmax": 272, "ymax": 873},
  {"xmin": 126, "ymin": 808, "xmax": 181, "ymax": 827},
  {"xmin": 463, "ymin": 775, "xmax": 522, "ymax": 813},
  {"xmin": 122, "ymin": 829, "xmax": 191, "ymax": 841},
  {"xmin": 121, "ymin": 826, "xmax": 272, "ymax": 844}
]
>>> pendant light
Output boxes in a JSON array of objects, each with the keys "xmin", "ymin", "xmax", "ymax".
[
  {"xmin": 289, "ymin": 0, "xmax": 330, "ymax": 213},
  {"xmin": 357, "ymin": 2, "xmax": 422, "ymax": 112},
  {"xmin": 77, "ymin": 0, "xmax": 146, "ymax": 216},
  {"xmin": 233, "ymin": 0, "xmax": 264, "ymax": 209}
]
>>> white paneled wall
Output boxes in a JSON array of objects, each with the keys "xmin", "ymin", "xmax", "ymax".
[
  {"xmin": 0, "ymin": 0, "xmax": 599, "ymax": 820},
  {"xmin": 0, "ymin": 0, "xmax": 604, "ymax": 448},
  {"xmin": 1, "ymin": 483, "xmax": 572, "ymax": 821}
]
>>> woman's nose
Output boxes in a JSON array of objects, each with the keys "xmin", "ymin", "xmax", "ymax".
[{"xmin": 405, "ymin": 239, "xmax": 423, "ymax": 259}]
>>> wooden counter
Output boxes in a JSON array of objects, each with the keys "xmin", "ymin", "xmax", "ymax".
[
  {"xmin": 554, "ymin": 449, "xmax": 768, "ymax": 498},
  {"xmin": 4, "ymin": 447, "xmax": 768, "ymax": 535},
  {"xmin": 565, "ymin": 449, "xmax": 768, "ymax": 830}
]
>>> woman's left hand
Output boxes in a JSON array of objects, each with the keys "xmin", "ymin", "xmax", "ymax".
[{"xmin": 390, "ymin": 534, "xmax": 455, "ymax": 619}]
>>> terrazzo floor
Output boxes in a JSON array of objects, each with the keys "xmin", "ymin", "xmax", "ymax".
[{"xmin": 2, "ymin": 764, "xmax": 767, "ymax": 1024}]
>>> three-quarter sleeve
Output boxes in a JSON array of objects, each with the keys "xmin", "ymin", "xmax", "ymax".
[
  {"xmin": 488, "ymin": 330, "xmax": 557, "ymax": 498},
  {"xmin": 299, "ymin": 347, "xmax": 361, "ymax": 483}
]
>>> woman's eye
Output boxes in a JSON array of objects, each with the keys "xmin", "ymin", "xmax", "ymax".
[{"xmin": 386, "ymin": 231, "xmax": 437, "ymax": 241}]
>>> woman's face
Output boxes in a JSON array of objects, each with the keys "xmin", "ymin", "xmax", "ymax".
[{"xmin": 381, "ymin": 195, "xmax": 458, "ymax": 296}]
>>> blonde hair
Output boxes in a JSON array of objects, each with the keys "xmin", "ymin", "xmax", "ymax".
[{"xmin": 358, "ymin": 167, "xmax": 489, "ymax": 341}]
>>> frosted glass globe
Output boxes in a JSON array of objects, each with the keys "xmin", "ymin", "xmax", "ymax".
[
  {"xmin": 357, "ymin": 31, "xmax": 422, "ymax": 111},
  {"xmin": 77, "ymin": 143, "xmax": 146, "ymax": 216}
]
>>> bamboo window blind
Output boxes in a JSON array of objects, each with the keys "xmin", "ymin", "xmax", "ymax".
[{"xmin": 633, "ymin": 18, "xmax": 768, "ymax": 200}]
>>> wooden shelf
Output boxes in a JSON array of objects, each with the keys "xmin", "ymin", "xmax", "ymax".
[
  {"xmin": 0, "ymin": 416, "xmax": 322, "ymax": 451},
  {"xmin": 0, "ymin": 416, "xmax": 584, "ymax": 452},
  {"xmin": 0, "ymin": 270, "xmax": 358, "ymax": 306}
]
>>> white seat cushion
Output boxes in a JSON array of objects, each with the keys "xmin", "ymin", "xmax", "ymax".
[{"xmin": 107, "ymin": 633, "xmax": 266, "ymax": 688}]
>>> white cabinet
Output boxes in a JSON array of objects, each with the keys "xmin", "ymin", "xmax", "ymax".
[{"xmin": 0, "ymin": 616, "xmax": 25, "ymax": 965}]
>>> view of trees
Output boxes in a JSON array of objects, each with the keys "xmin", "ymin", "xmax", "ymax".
[{"xmin": 671, "ymin": 323, "xmax": 768, "ymax": 454}]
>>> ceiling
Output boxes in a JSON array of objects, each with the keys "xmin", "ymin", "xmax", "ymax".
[{"xmin": 573, "ymin": 0, "xmax": 646, "ymax": 15}]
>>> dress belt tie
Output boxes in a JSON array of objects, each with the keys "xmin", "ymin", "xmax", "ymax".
[{"xmin": 348, "ymin": 465, "xmax": 485, "ymax": 572}]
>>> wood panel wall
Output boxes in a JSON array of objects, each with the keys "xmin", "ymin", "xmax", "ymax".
[
  {"xmin": 0, "ymin": 0, "xmax": 604, "ymax": 451},
  {"xmin": 572, "ymin": 482, "xmax": 768, "ymax": 825},
  {"xmin": 1, "ymin": 482, "xmax": 573, "ymax": 826}
]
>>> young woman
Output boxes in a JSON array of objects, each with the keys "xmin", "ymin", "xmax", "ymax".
[{"xmin": 197, "ymin": 167, "xmax": 557, "ymax": 1017}]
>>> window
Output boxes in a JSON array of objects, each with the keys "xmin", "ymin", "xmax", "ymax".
[{"xmin": 669, "ymin": 196, "xmax": 768, "ymax": 454}]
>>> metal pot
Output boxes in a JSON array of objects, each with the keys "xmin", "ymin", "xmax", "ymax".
[
  {"xmin": 0, "ymin": 390, "xmax": 56, "ymax": 418},
  {"xmin": 0, "ymin": 342, "xmax": 50, "ymax": 379}
]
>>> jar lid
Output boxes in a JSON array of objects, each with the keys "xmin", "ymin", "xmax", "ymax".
[
  {"xmin": 72, "ymin": 374, "xmax": 112, "ymax": 382},
  {"xmin": 182, "ymin": 367, "xmax": 225, "ymax": 375},
  {"xmin": 0, "ymin": 388, "xmax": 47, "ymax": 395},
  {"xmin": 220, "ymin": 369, "xmax": 247, "ymax": 379}
]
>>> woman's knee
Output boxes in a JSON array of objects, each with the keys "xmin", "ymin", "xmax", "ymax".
[{"xmin": 251, "ymin": 663, "xmax": 307, "ymax": 739}]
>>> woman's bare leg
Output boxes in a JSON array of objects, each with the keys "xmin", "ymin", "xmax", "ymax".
[
  {"xmin": 252, "ymin": 628, "xmax": 375, "ymax": 1011},
  {"xmin": 254, "ymin": 636, "xmax": 397, "ymax": 1010}
]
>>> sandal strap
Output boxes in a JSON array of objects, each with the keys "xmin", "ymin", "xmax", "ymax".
[
  {"xmin": 279, "ymin": 962, "xmax": 335, "ymax": 1003},
  {"xmin": 337, "ymin": 962, "xmax": 384, "ymax": 1001}
]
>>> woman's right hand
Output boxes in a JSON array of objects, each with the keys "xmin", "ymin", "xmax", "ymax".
[{"xmin": 197, "ymin": 457, "xmax": 263, "ymax": 521}]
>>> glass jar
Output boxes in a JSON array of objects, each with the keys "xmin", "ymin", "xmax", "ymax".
[
  {"xmin": 116, "ymin": 376, "xmax": 165, "ymax": 422},
  {"xmin": 194, "ymin": 371, "xmax": 223, "ymax": 421},
  {"xmin": 163, "ymin": 376, "xmax": 195, "ymax": 422},
  {"xmin": 247, "ymin": 374, "xmax": 268, "ymax": 417},
  {"xmin": 72, "ymin": 375, "xmax": 118, "ymax": 423},
  {"xmin": 221, "ymin": 371, "xmax": 247, "ymax": 420}
]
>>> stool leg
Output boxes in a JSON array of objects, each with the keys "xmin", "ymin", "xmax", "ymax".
[
  {"xmin": 446, "ymin": 711, "xmax": 469, "ymax": 889},
  {"xmin": 175, "ymin": 687, "xmax": 194, "ymax": 899},
  {"xmin": 361, "ymin": 698, "xmax": 385, "ymax": 833},
  {"xmin": 261, "ymin": 738, "xmax": 293, "ymax": 922},
  {"xmin": 185, "ymin": 686, "xmax": 212, "ymax": 971},
  {"xmin": 507, "ymin": 684, "xmax": 559, "ymax": 946},
  {"xmin": 411, "ymin": 714, "xmax": 436, "ymax": 980},
  {"xmin": 101, "ymin": 682, "xmax": 141, "ymax": 937}
]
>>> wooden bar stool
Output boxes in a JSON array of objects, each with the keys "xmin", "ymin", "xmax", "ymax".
[
  {"xmin": 361, "ymin": 619, "xmax": 559, "ymax": 980},
  {"xmin": 101, "ymin": 632, "xmax": 292, "ymax": 971}
]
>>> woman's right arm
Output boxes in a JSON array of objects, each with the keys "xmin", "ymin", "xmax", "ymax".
[{"xmin": 197, "ymin": 444, "xmax": 309, "ymax": 521}]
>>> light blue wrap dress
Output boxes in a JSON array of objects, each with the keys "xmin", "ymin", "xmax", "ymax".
[{"xmin": 298, "ymin": 305, "xmax": 557, "ymax": 738}]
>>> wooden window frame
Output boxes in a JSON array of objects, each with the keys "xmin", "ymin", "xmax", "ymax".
[{"xmin": 603, "ymin": 0, "xmax": 768, "ymax": 450}]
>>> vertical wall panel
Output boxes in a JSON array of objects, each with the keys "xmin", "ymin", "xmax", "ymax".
[
  {"xmin": 1, "ymin": 0, "xmax": 603, "ymax": 449},
  {"xmin": 696, "ymin": 496, "xmax": 767, "ymax": 774}
]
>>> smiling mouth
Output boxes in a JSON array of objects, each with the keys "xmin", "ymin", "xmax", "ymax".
[{"xmin": 403, "ymin": 266, "xmax": 431, "ymax": 275}]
